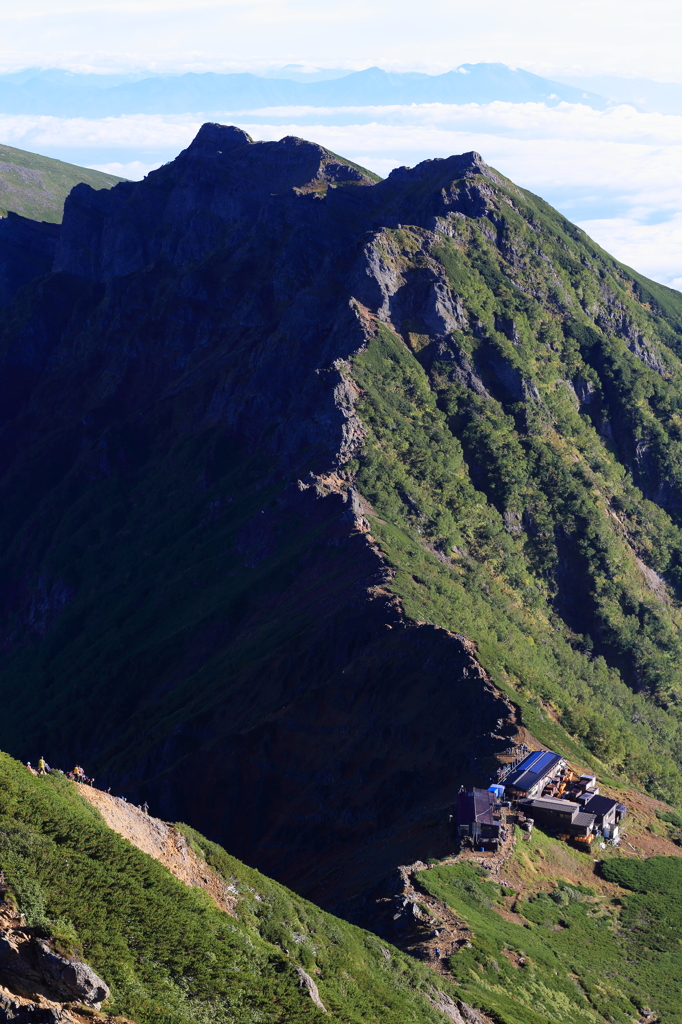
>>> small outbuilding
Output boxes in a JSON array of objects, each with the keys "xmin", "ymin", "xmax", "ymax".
[
  {"xmin": 581, "ymin": 795, "xmax": 624, "ymax": 830},
  {"xmin": 518, "ymin": 795, "xmax": 579, "ymax": 830},
  {"xmin": 567, "ymin": 811, "xmax": 597, "ymax": 838},
  {"xmin": 457, "ymin": 787, "xmax": 502, "ymax": 849}
]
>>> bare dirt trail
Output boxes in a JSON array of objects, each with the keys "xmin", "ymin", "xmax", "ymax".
[
  {"xmin": 77, "ymin": 786, "xmax": 238, "ymax": 915},
  {"xmin": 387, "ymin": 811, "xmax": 518, "ymax": 974}
]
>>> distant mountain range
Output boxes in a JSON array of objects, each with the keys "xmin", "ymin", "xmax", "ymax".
[
  {"xmin": 0, "ymin": 63, "xmax": 608, "ymax": 116},
  {"xmin": 2, "ymin": 64, "xmax": 680, "ymax": 121}
]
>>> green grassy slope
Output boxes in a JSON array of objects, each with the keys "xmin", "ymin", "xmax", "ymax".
[
  {"xmin": 0, "ymin": 751, "xmax": 462, "ymax": 1024},
  {"xmin": 6, "ymin": 749, "xmax": 680, "ymax": 1024},
  {"xmin": 347, "ymin": 174, "xmax": 682, "ymax": 806},
  {"xmin": 0, "ymin": 142, "xmax": 125, "ymax": 222},
  {"xmin": 415, "ymin": 850, "xmax": 682, "ymax": 1024}
]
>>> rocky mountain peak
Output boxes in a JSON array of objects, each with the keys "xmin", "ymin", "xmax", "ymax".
[
  {"xmin": 6, "ymin": 124, "xmax": 682, "ymax": 927},
  {"xmin": 386, "ymin": 149, "xmax": 491, "ymax": 185},
  {"xmin": 52, "ymin": 122, "xmax": 378, "ymax": 282},
  {"xmin": 172, "ymin": 122, "xmax": 371, "ymax": 192},
  {"xmin": 182, "ymin": 121, "xmax": 254, "ymax": 156},
  {"xmin": 39, "ymin": 124, "xmax": 504, "ymax": 296}
]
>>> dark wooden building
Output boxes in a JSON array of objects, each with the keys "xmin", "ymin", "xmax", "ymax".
[
  {"xmin": 518, "ymin": 796, "xmax": 579, "ymax": 830},
  {"xmin": 581, "ymin": 795, "xmax": 625, "ymax": 829},
  {"xmin": 457, "ymin": 787, "xmax": 502, "ymax": 849},
  {"xmin": 567, "ymin": 811, "xmax": 597, "ymax": 838},
  {"xmin": 519, "ymin": 796, "xmax": 606, "ymax": 843}
]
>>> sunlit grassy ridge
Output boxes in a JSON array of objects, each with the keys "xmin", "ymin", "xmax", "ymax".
[
  {"xmin": 0, "ymin": 142, "xmax": 125, "ymax": 222},
  {"xmin": 416, "ymin": 851, "xmax": 682, "ymax": 1024},
  {"xmin": 0, "ymin": 752, "xmax": 461, "ymax": 1024},
  {"xmin": 349, "ymin": 172, "xmax": 682, "ymax": 805}
]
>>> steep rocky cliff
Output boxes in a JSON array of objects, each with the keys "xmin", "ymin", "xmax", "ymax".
[
  {"xmin": 2, "ymin": 123, "xmax": 682, "ymax": 909},
  {"xmin": 0, "ymin": 213, "xmax": 58, "ymax": 309}
]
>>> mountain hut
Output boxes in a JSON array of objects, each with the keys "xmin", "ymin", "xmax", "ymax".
[
  {"xmin": 503, "ymin": 750, "xmax": 565, "ymax": 800},
  {"xmin": 457, "ymin": 787, "xmax": 502, "ymax": 849}
]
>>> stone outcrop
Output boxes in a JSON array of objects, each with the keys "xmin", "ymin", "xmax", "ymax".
[
  {"xmin": 296, "ymin": 968, "xmax": 327, "ymax": 1013},
  {"xmin": 0, "ymin": 988, "xmax": 67, "ymax": 1023},
  {"xmin": 0, "ymin": 906, "xmax": 109, "ymax": 1020},
  {"xmin": 427, "ymin": 992, "xmax": 495, "ymax": 1024}
]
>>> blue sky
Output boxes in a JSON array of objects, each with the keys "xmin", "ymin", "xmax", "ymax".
[{"xmin": 1, "ymin": 0, "xmax": 682, "ymax": 286}]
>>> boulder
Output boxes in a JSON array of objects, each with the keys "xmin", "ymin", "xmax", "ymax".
[{"xmin": 0, "ymin": 926, "xmax": 109, "ymax": 1009}]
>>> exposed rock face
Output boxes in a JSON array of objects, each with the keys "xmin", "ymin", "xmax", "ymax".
[
  {"xmin": 0, "ymin": 213, "xmax": 58, "ymax": 307},
  {"xmin": 425, "ymin": 990, "xmax": 496, "ymax": 1024},
  {"xmin": 53, "ymin": 124, "xmax": 377, "ymax": 283},
  {"xmin": 296, "ymin": 968, "xmax": 327, "ymax": 1013},
  {"xmin": 0, "ymin": 989, "xmax": 66, "ymax": 1023},
  {"xmin": 77, "ymin": 786, "xmax": 239, "ymax": 915},
  {"xmin": 0, "ymin": 907, "xmax": 109, "ymax": 1013}
]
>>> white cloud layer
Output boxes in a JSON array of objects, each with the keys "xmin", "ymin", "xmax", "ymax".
[
  {"xmin": 90, "ymin": 159, "xmax": 161, "ymax": 178},
  {"xmin": 1, "ymin": 0, "xmax": 682, "ymax": 80},
  {"xmin": 3, "ymin": 99, "xmax": 682, "ymax": 288},
  {"xmin": 578, "ymin": 214, "xmax": 682, "ymax": 290},
  {"xmin": 0, "ymin": 113, "xmax": 202, "ymax": 150}
]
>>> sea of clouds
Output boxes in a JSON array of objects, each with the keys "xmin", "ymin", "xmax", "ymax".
[{"xmin": 4, "ymin": 99, "xmax": 682, "ymax": 288}]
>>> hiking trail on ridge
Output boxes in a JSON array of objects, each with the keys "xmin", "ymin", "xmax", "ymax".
[{"xmin": 77, "ymin": 787, "xmax": 238, "ymax": 915}]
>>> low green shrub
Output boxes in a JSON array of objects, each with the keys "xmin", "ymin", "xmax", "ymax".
[{"xmin": 417, "ymin": 857, "xmax": 682, "ymax": 1024}]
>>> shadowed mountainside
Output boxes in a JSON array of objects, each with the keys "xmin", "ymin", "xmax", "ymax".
[{"xmin": 3, "ymin": 124, "xmax": 682, "ymax": 910}]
